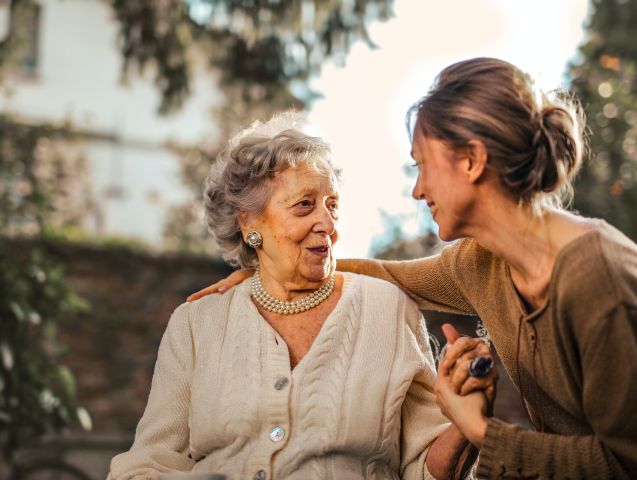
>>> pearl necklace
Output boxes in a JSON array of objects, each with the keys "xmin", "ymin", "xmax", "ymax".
[{"xmin": 251, "ymin": 267, "xmax": 335, "ymax": 314}]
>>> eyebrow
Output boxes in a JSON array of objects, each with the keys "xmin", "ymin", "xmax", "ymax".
[{"xmin": 285, "ymin": 188, "xmax": 339, "ymax": 203}]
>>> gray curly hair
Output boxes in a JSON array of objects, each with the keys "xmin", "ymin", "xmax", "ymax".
[{"xmin": 204, "ymin": 112, "xmax": 341, "ymax": 268}]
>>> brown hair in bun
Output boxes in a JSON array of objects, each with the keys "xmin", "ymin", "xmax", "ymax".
[{"xmin": 407, "ymin": 57, "xmax": 586, "ymax": 213}]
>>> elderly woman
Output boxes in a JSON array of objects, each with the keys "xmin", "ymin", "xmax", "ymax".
[{"xmin": 109, "ymin": 114, "xmax": 493, "ymax": 480}]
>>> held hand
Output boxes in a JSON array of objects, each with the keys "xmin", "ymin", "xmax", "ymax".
[
  {"xmin": 440, "ymin": 324, "xmax": 498, "ymax": 404},
  {"xmin": 434, "ymin": 371, "xmax": 489, "ymax": 449},
  {"xmin": 436, "ymin": 324, "xmax": 491, "ymax": 448},
  {"xmin": 186, "ymin": 269, "xmax": 254, "ymax": 302}
]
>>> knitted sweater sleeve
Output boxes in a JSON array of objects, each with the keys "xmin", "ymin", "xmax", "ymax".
[
  {"xmin": 337, "ymin": 241, "xmax": 475, "ymax": 315},
  {"xmin": 399, "ymin": 299, "xmax": 455, "ymax": 480},
  {"xmin": 108, "ymin": 303, "xmax": 196, "ymax": 479},
  {"xmin": 477, "ymin": 303, "xmax": 637, "ymax": 479}
]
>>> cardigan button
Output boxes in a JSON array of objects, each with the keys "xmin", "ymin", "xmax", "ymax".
[
  {"xmin": 274, "ymin": 377, "xmax": 289, "ymax": 390},
  {"xmin": 252, "ymin": 470, "xmax": 267, "ymax": 480},
  {"xmin": 269, "ymin": 426, "xmax": 285, "ymax": 442}
]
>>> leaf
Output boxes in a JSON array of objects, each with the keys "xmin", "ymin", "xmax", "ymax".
[
  {"xmin": 9, "ymin": 302, "xmax": 25, "ymax": 322},
  {"xmin": 0, "ymin": 343, "xmax": 14, "ymax": 370},
  {"xmin": 58, "ymin": 365, "xmax": 76, "ymax": 397},
  {"xmin": 76, "ymin": 407, "xmax": 92, "ymax": 431}
]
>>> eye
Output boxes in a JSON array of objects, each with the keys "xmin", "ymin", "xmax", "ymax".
[
  {"xmin": 295, "ymin": 199, "xmax": 313, "ymax": 208},
  {"xmin": 328, "ymin": 201, "xmax": 339, "ymax": 211}
]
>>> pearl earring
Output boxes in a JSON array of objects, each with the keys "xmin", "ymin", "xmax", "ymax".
[{"xmin": 246, "ymin": 230, "xmax": 263, "ymax": 248}]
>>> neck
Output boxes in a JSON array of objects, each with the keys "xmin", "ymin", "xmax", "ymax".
[
  {"xmin": 461, "ymin": 197, "xmax": 592, "ymax": 308},
  {"xmin": 469, "ymin": 202, "xmax": 555, "ymax": 279}
]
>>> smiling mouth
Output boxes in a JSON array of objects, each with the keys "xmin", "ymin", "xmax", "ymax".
[{"xmin": 308, "ymin": 245, "xmax": 330, "ymax": 257}]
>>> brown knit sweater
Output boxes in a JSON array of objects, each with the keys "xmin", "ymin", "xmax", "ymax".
[{"xmin": 339, "ymin": 220, "xmax": 637, "ymax": 479}]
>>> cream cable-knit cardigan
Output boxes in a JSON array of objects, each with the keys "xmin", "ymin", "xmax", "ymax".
[{"xmin": 109, "ymin": 273, "xmax": 450, "ymax": 480}]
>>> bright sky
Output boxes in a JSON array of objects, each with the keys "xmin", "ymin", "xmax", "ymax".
[{"xmin": 307, "ymin": 0, "xmax": 590, "ymax": 258}]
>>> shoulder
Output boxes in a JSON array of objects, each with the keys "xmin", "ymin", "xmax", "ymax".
[
  {"xmin": 182, "ymin": 278, "xmax": 253, "ymax": 333},
  {"xmin": 593, "ymin": 222, "xmax": 637, "ymax": 305},
  {"xmin": 555, "ymin": 222, "xmax": 637, "ymax": 303},
  {"xmin": 443, "ymin": 237, "xmax": 503, "ymax": 277},
  {"xmin": 345, "ymin": 272, "xmax": 424, "ymax": 327},
  {"xmin": 553, "ymin": 221, "xmax": 637, "ymax": 326}
]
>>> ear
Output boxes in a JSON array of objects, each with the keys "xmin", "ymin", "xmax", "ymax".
[{"xmin": 462, "ymin": 140, "xmax": 488, "ymax": 183}]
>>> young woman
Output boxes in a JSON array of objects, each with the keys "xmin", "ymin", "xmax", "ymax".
[{"xmin": 190, "ymin": 58, "xmax": 637, "ymax": 479}]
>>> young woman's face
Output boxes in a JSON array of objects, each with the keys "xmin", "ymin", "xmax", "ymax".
[
  {"xmin": 411, "ymin": 134, "xmax": 476, "ymax": 241},
  {"xmin": 249, "ymin": 160, "xmax": 339, "ymax": 286}
]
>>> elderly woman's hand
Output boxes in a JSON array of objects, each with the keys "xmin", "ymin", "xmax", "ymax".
[
  {"xmin": 439, "ymin": 323, "xmax": 498, "ymax": 404},
  {"xmin": 187, "ymin": 269, "xmax": 254, "ymax": 302}
]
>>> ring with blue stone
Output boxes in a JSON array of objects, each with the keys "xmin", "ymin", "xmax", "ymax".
[{"xmin": 468, "ymin": 356, "xmax": 494, "ymax": 378}]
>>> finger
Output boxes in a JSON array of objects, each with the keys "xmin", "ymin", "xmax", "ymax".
[
  {"xmin": 441, "ymin": 323, "xmax": 461, "ymax": 344},
  {"xmin": 484, "ymin": 384, "xmax": 497, "ymax": 405},
  {"xmin": 450, "ymin": 348, "xmax": 495, "ymax": 387},
  {"xmin": 449, "ymin": 343, "xmax": 482, "ymax": 375},
  {"xmin": 459, "ymin": 375, "xmax": 492, "ymax": 396},
  {"xmin": 473, "ymin": 342, "xmax": 492, "ymax": 357},
  {"xmin": 459, "ymin": 362, "xmax": 498, "ymax": 395},
  {"xmin": 448, "ymin": 345, "xmax": 493, "ymax": 378},
  {"xmin": 187, "ymin": 284, "xmax": 221, "ymax": 302},
  {"xmin": 440, "ymin": 337, "xmax": 482, "ymax": 371},
  {"xmin": 449, "ymin": 357, "xmax": 473, "ymax": 393}
]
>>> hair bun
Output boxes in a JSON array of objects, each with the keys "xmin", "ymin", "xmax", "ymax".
[{"xmin": 529, "ymin": 102, "xmax": 583, "ymax": 198}]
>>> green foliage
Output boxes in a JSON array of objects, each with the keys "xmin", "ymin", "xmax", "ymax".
[
  {"xmin": 0, "ymin": 243, "xmax": 90, "ymax": 462},
  {"xmin": 0, "ymin": 115, "xmax": 91, "ymax": 464},
  {"xmin": 110, "ymin": 0, "xmax": 395, "ymax": 113},
  {"xmin": 0, "ymin": 117, "xmax": 55, "ymax": 235},
  {"xmin": 570, "ymin": 0, "xmax": 637, "ymax": 240}
]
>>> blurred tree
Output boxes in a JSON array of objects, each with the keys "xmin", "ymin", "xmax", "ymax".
[
  {"xmin": 110, "ymin": 0, "xmax": 394, "ymax": 113},
  {"xmin": 0, "ymin": 117, "xmax": 91, "ymax": 467},
  {"xmin": 160, "ymin": 143, "xmax": 219, "ymax": 255},
  {"xmin": 0, "ymin": 117, "xmax": 93, "ymax": 237},
  {"xmin": 570, "ymin": 0, "xmax": 637, "ymax": 241},
  {"xmin": 0, "ymin": 244, "xmax": 90, "ymax": 465}
]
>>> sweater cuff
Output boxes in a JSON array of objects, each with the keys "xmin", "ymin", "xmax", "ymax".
[{"xmin": 476, "ymin": 417, "xmax": 516, "ymax": 479}]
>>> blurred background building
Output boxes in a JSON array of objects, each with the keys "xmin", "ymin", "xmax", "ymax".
[
  {"xmin": 0, "ymin": 0, "xmax": 220, "ymax": 248},
  {"xmin": 1, "ymin": 0, "xmax": 636, "ymax": 477}
]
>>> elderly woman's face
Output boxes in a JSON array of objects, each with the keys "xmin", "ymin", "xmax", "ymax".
[{"xmin": 250, "ymin": 160, "xmax": 339, "ymax": 285}]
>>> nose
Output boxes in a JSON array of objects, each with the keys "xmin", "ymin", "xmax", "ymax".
[
  {"xmin": 313, "ymin": 204, "xmax": 337, "ymax": 235},
  {"xmin": 412, "ymin": 173, "xmax": 426, "ymax": 201}
]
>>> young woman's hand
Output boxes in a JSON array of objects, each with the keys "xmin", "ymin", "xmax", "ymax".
[
  {"xmin": 187, "ymin": 269, "xmax": 254, "ymax": 302},
  {"xmin": 435, "ymin": 372, "xmax": 489, "ymax": 448},
  {"xmin": 438, "ymin": 323, "xmax": 498, "ymax": 403}
]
